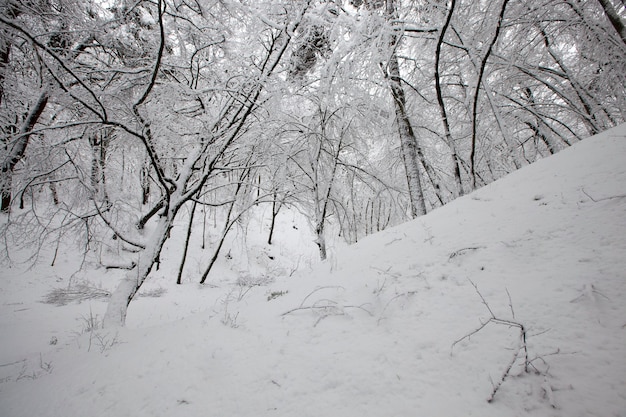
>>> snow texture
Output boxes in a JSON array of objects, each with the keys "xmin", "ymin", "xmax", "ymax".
[{"xmin": 1, "ymin": 124, "xmax": 625, "ymax": 416}]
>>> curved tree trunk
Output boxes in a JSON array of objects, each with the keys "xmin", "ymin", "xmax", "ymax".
[
  {"xmin": 104, "ymin": 213, "xmax": 174, "ymax": 327},
  {"xmin": 470, "ymin": 0, "xmax": 509, "ymax": 190},
  {"xmin": 434, "ymin": 0, "xmax": 464, "ymax": 197}
]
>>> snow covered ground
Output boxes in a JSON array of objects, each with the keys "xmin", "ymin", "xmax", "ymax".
[{"xmin": 1, "ymin": 124, "xmax": 625, "ymax": 416}]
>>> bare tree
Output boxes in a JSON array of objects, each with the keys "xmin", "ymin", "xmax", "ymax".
[{"xmin": 104, "ymin": 0, "xmax": 315, "ymax": 326}]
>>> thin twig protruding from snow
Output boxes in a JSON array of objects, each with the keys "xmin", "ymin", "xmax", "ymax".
[
  {"xmin": 452, "ymin": 280, "xmax": 533, "ymax": 402},
  {"xmin": 506, "ymin": 288, "xmax": 515, "ymax": 319},
  {"xmin": 581, "ymin": 188, "xmax": 626, "ymax": 203}
]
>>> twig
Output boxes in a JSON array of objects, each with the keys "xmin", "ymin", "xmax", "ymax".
[
  {"xmin": 377, "ymin": 291, "xmax": 417, "ymax": 325},
  {"xmin": 469, "ymin": 279, "xmax": 496, "ymax": 318},
  {"xmin": 0, "ymin": 359, "xmax": 26, "ymax": 368},
  {"xmin": 449, "ymin": 246, "xmax": 484, "ymax": 260},
  {"xmin": 299, "ymin": 286, "xmax": 344, "ymax": 309},
  {"xmin": 281, "ymin": 302, "xmax": 371, "ymax": 318},
  {"xmin": 453, "ymin": 280, "xmax": 532, "ymax": 402},
  {"xmin": 451, "ymin": 319, "xmax": 491, "ymax": 350},
  {"xmin": 581, "ymin": 188, "xmax": 626, "ymax": 203},
  {"xmin": 281, "ymin": 304, "xmax": 339, "ymax": 316},
  {"xmin": 505, "ymin": 288, "xmax": 515, "ymax": 319},
  {"xmin": 541, "ymin": 377, "xmax": 558, "ymax": 408},
  {"xmin": 487, "ymin": 344, "xmax": 520, "ymax": 402}
]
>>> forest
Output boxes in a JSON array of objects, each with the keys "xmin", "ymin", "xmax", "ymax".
[{"xmin": 1, "ymin": 0, "xmax": 625, "ymax": 327}]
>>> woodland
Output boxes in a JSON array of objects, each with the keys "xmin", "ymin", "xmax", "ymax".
[{"xmin": 1, "ymin": 0, "xmax": 625, "ymax": 327}]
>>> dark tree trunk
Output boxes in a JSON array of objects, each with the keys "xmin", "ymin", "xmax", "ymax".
[
  {"xmin": 434, "ymin": 0, "xmax": 464, "ymax": 197},
  {"xmin": 267, "ymin": 192, "xmax": 281, "ymax": 245},
  {"xmin": 596, "ymin": 0, "xmax": 626, "ymax": 46},
  {"xmin": 470, "ymin": 0, "xmax": 509, "ymax": 190},
  {"xmin": 177, "ymin": 200, "xmax": 197, "ymax": 285}
]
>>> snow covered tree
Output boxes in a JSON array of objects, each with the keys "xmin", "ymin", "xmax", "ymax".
[{"xmin": 1, "ymin": 0, "xmax": 624, "ymax": 327}]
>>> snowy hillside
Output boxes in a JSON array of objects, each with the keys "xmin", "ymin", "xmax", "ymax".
[{"xmin": 1, "ymin": 124, "xmax": 625, "ymax": 416}]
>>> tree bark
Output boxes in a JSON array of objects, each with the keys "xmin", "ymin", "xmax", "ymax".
[
  {"xmin": 596, "ymin": 0, "xmax": 626, "ymax": 46},
  {"xmin": 385, "ymin": 0, "xmax": 427, "ymax": 218},
  {"xmin": 199, "ymin": 189, "xmax": 240, "ymax": 284},
  {"xmin": 104, "ymin": 0, "xmax": 314, "ymax": 325},
  {"xmin": 1, "ymin": 91, "xmax": 49, "ymax": 212},
  {"xmin": 267, "ymin": 192, "xmax": 281, "ymax": 245},
  {"xmin": 538, "ymin": 24, "xmax": 604, "ymax": 134},
  {"xmin": 104, "ymin": 213, "xmax": 174, "ymax": 327},
  {"xmin": 0, "ymin": 2, "xmax": 20, "ymax": 108},
  {"xmin": 434, "ymin": 0, "xmax": 464, "ymax": 197},
  {"xmin": 470, "ymin": 0, "xmax": 509, "ymax": 190},
  {"xmin": 387, "ymin": 55, "xmax": 427, "ymax": 217},
  {"xmin": 177, "ymin": 200, "xmax": 197, "ymax": 285}
]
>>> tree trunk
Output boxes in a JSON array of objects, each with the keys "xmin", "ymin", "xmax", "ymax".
[
  {"xmin": 470, "ymin": 0, "xmax": 509, "ymax": 190},
  {"xmin": 538, "ymin": 24, "xmax": 604, "ymax": 134},
  {"xmin": 0, "ymin": 2, "xmax": 20, "ymax": 108},
  {"xmin": 315, "ymin": 219, "xmax": 327, "ymax": 261},
  {"xmin": 267, "ymin": 192, "xmax": 281, "ymax": 245},
  {"xmin": 104, "ymin": 213, "xmax": 174, "ymax": 327},
  {"xmin": 596, "ymin": 0, "xmax": 626, "ymax": 46},
  {"xmin": 141, "ymin": 156, "xmax": 151, "ymax": 205},
  {"xmin": 387, "ymin": 52, "xmax": 427, "ymax": 217},
  {"xmin": 1, "ymin": 91, "xmax": 49, "ymax": 212},
  {"xmin": 177, "ymin": 200, "xmax": 197, "ymax": 285},
  {"xmin": 385, "ymin": 0, "xmax": 427, "ymax": 218},
  {"xmin": 199, "ymin": 179, "xmax": 245, "ymax": 284},
  {"xmin": 434, "ymin": 0, "xmax": 464, "ymax": 197},
  {"xmin": 104, "ymin": 0, "xmax": 313, "ymax": 324},
  {"xmin": 89, "ymin": 128, "xmax": 110, "ymax": 202}
]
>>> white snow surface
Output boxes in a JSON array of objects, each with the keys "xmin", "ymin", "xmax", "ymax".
[{"xmin": 1, "ymin": 125, "xmax": 625, "ymax": 416}]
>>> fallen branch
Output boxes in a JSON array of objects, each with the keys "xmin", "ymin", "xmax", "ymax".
[
  {"xmin": 104, "ymin": 261, "xmax": 137, "ymax": 271},
  {"xmin": 377, "ymin": 291, "xmax": 417, "ymax": 325},
  {"xmin": 488, "ymin": 344, "xmax": 521, "ymax": 402},
  {"xmin": 448, "ymin": 246, "xmax": 484, "ymax": 260},
  {"xmin": 581, "ymin": 188, "xmax": 626, "ymax": 203},
  {"xmin": 281, "ymin": 286, "xmax": 372, "ymax": 326},
  {"xmin": 452, "ymin": 280, "xmax": 533, "ymax": 402}
]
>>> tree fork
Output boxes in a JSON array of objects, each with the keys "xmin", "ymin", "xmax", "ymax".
[{"xmin": 470, "ymin": 0, "xmax": 509, "ymax": 190}]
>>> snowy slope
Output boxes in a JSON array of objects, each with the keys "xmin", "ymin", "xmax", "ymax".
[{"xmin": 1, "ymin": 124, "xmax": 625, "ymax": 417}]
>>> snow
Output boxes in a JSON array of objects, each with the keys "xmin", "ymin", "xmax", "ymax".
[{"xmin": 1, "ymin": 124, "xmax": 625, "ymax": 416}]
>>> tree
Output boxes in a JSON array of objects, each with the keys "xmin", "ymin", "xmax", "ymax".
[
  {"xmin": 104, "ymin": 0, "xmax": 315, "ymax": 326},
  {"xmin": 0, "ymin": 0, "xmax": 96, "ymax": 212},
  {"xmin": 383, "ymin": 0, "xmax": 428, "ymax": 217},
  {"xmin": 1, "ymin": 0, "xmax": 624, "ymax": 327},
  {"xmin": 434, "ymin": 0, "xmax": 464, "ymax": 197}
]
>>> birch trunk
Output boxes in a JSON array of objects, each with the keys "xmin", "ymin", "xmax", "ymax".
[
  {"xmin": 387, "ymin": 51, "xmax": 427, "ymax": 217},
  {"xmin": 385, "ymin": 0, "xmax": 427, "ymax": 217}
]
